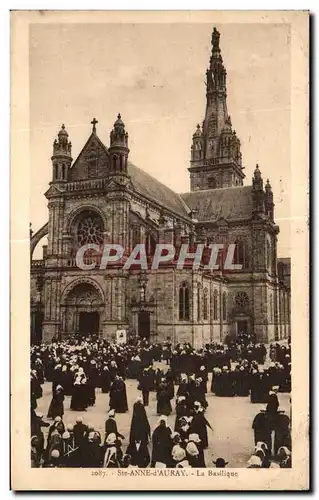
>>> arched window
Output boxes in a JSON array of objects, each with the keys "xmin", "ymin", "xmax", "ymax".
[
  {"xmin": 120, "ymin": 155, "xmax": 123, "ymax": 171},
  {"xmin": 62, "ymin": 163, "xmax": 66, "ymax": 179},
  {"xmin": 267, "ymin": 240, "xmax": 272, "ymax": 269},
  {"xmin": 222, "ymin": 292, "xmax": 227, "ymax": 321},
  {"xmin": 235, "ymin": 291, "xmax": 249, "ymax": 310},
  {"xmin": 75, "ymin": 210, "xmax": 104, "ymax": 247},
  {"xmin": 179, "ymin": 282, "xmax": 190, "ymax": 321},
  {"xmin": 278, "ymin": 262, "xmax": 284, "ymax": 281},
  {"xmin": 88, "ymin": 159, "xmax": 97, "ymax": 178},
  {"xmin": 131, "ymin": 225, "xmax": 141, "ymax": 249},
  {"xmin": 197, "ymin": 283, "xmax": 201, "ymax": 321},
  {"xmin": 203, "ymin": 288, "xmax": 208, "ymax": 320},
  {"xmin": 112, "ymin": 155, "xmax": 117, "ymax": 171},
  {"xmin": 270, "ymin": 293, "xmax": 273, "ymax": 322},
  {"xmin": 283, "ymin": 292, "xmax": 286, "ymax": 324},
  {"xmin": 234, "ymin": 240, "xmax": 244, "ymax": 265},
  {"xmin": 54, "ymin": 164, "xmax": 58, "ymax": 180},
  {"xmin": 208, "ymin": 176, "xmax": 217, "ymax": 189},
  {"xmin": 145, "ymin": 232, "xmax": 156, "ymax": 256},
  {"xmin": 213, "ymin": 290, "xmax": 218, "ymax": 320},
  {"xmin": 234, "ymin": 240, "xmax": 249, "ymax": 269}
]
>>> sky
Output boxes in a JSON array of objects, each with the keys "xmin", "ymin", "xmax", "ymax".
[{"xmin": 30, "ymin": 22, "xmax": 291, "ymax": 258}]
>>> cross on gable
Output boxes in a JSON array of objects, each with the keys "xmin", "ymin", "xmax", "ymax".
[{"xmin": 91, "ymin": 118, "xmax": 98, "ymax": 133}]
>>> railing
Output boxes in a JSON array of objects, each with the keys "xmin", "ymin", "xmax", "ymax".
[
  {"xmin": 65, "ymin": 178, "xmax": 107, "ymax": 192},
  {"xmin": 31, "ymin": 260, "xmax": 45, "ymax": 269}
]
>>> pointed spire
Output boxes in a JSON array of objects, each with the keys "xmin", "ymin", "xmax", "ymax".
[
  {"xmin": 57, "ymin": 124, "xmax": 69, "ymax": 142},
  {"xmin": 53, "ymin": 124, "xmax": 72, "ymax": 157},
  {"xmin": 193, "ymin": 124, "xmax": 202, "ymax": 137},
  {"xmin": 254, "ymin": 164, "xmax": 261, "ymax": 178},
  {"xmin": 265, "ymin": 178, "xmax": 272, "ymax": 192},
  {"xmin": 252, "ymin": 164, "xmax": 263, "ymax": 190}
]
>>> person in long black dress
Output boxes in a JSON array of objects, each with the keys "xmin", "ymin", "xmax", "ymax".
[
  {"xmin": 129, "ymin": 397, "xmax": 151, "ymax": 445},
  {"xmin": 190, "ymin": 403, "xmax": 212, "ymax": 449},
  {"xmin": 156, "ymin": 380, "xmax": 172, "ymax": 416},
  {"xmin": 104, "ymin": 409, "xmax": 125, "ymax": 443},
  {"xmin": 47, "ymin": 384, "xmax": 64, "ymax": 419},
  {"xmin": 70, "ymin": 378, "xmax": 87, "ymax": 411},
  {"xmin": 100, "ymin": 365, "xmax": 111, "ymax": 393},
  {"xmin": 109, "ymin": 376, "xmax": 128, "ymax": 413},
  {"xmin": 151, "ymin": 416, "xmax": 173, "ymax": 467},
  {"xmin": 252, "ymin": 409, "xmax": 272, "ymax": 452}
]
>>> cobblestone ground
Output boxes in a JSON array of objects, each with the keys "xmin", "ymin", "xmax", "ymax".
[{"xmin": 36, "ymin": 362, "xmax": 290, "ymax": 468}]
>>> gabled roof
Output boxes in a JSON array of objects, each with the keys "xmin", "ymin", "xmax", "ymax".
[
  {"xmin": 69, "ymin": 133, "xmax": 191, "ymax": 219},
  {"xmin": 127, "ymin": 162, "xmax": 191, "ymax": 219},
  {"xmin": 180, "ymin": 186, "xmax": 253, "ymax": 222}
]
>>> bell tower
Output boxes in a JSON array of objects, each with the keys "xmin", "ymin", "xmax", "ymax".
[{"xmin": 189, "ymin": 27, "xmax": 245, "ymax": 191}]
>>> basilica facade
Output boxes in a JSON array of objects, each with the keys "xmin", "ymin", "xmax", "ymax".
[{"xmin": 30, "ymin": 28, "xmax": 291, "ymax": 346}]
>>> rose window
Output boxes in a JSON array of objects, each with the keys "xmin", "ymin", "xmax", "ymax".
[
  {"xmin": 76, "ymin": 212, "xmax": 104, "ymax": 246},
  {"xmin": 235, "ymin": 291, "xmax": 249, "ymax": 309}
]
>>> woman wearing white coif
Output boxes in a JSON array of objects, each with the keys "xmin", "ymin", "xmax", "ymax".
[
  {"xmin": 103, "ymin": 433, "xmax": 120, "ymax": 468},
  {"xmin": 171, "ymin": 444, "xmax": 190, "ymax": 468}
]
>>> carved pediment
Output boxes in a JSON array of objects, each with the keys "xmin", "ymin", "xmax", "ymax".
[
  {"xmin": 69, "ymin": 133, "xmax": 110, "ymax": 181},
  {"xmin": 44, "ymin": 184, "xmax": 64, "ymax": 199},
  {"xmin": 216, "ymin": 216, "xmax": 229, "ymax": 227}
]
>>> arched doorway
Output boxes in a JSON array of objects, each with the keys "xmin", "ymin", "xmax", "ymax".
[
  {"xmin": 138, "ymin": 311, "xmax": 150, "ymax": 339},
  {"xmin": 63, "ymin": 282, "xmax": 104, "ymax": 337}
]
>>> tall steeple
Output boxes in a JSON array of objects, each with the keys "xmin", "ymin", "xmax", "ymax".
[{"xmin": 189, "ymin": 28, "xmax": 245, "ymax": 191}]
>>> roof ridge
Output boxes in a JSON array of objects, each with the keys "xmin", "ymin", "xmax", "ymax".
[{"xmin": 180, "ymin": 185, "xmax": 252, "ymax": 196}]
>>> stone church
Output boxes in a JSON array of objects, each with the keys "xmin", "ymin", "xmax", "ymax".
[{"xmin": 30, "ymin": 28, "xmax": 291, "ymax": 346}]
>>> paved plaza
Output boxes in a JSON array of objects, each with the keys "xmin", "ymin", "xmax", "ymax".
[{"xmin": 37, "ymin": 365, "xmax": 290, "ymax": 468}]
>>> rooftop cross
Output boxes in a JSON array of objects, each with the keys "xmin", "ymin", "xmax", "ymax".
[{"xmin": 91, "ymin": 118, "xmax": 98, "ymax": 133}]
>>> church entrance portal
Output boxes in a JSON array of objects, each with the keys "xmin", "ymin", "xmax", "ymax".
[
  {"xmin": 79, "ymin": 311, "xmax": 99, "ymax": 336},
  {"xmin": 138, "ymin": 311, "xmax": 150, "ymax": 339},
  {"xmin": 237, "ymin": 319, "xmax": 249, "ymax": 335},
  {"xmin": 63, "ymin": 282, "xmax": 104, "ymax": 336}
]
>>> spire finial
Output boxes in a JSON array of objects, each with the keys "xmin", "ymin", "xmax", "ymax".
[
  {"xmin": 211, "ymin": 27, "xmax": 220, "ymax": 51},
  {"xmin": 117, "ymin": 113, "xmax": 121, "ymax": 120},
  {"xmin": 91, "ymin": 117, "xmax": 98, "ymax": 133}
]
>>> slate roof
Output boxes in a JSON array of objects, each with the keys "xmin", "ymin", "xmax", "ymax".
[
  {"xmin": 180, "ymin": 186, "xmax": 253, "ymax": 222},
  {"xmin": 127, "ymin": 162, "xmax": 191, "ymax": 219}
]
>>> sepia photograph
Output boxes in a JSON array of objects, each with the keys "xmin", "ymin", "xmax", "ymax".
[{"xmin": 10, "ymin": 10, "xmax": 309, "ymax": 491}]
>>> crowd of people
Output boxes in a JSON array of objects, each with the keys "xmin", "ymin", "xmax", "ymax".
[{"xmin": 30, "ymin": 334, "xmax": 292, "ymax": 469}]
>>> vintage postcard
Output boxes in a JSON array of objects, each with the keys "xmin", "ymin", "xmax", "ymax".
[{"xmin": 11, "ymin": 10, "xmax": 309, "ymax": 491}]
